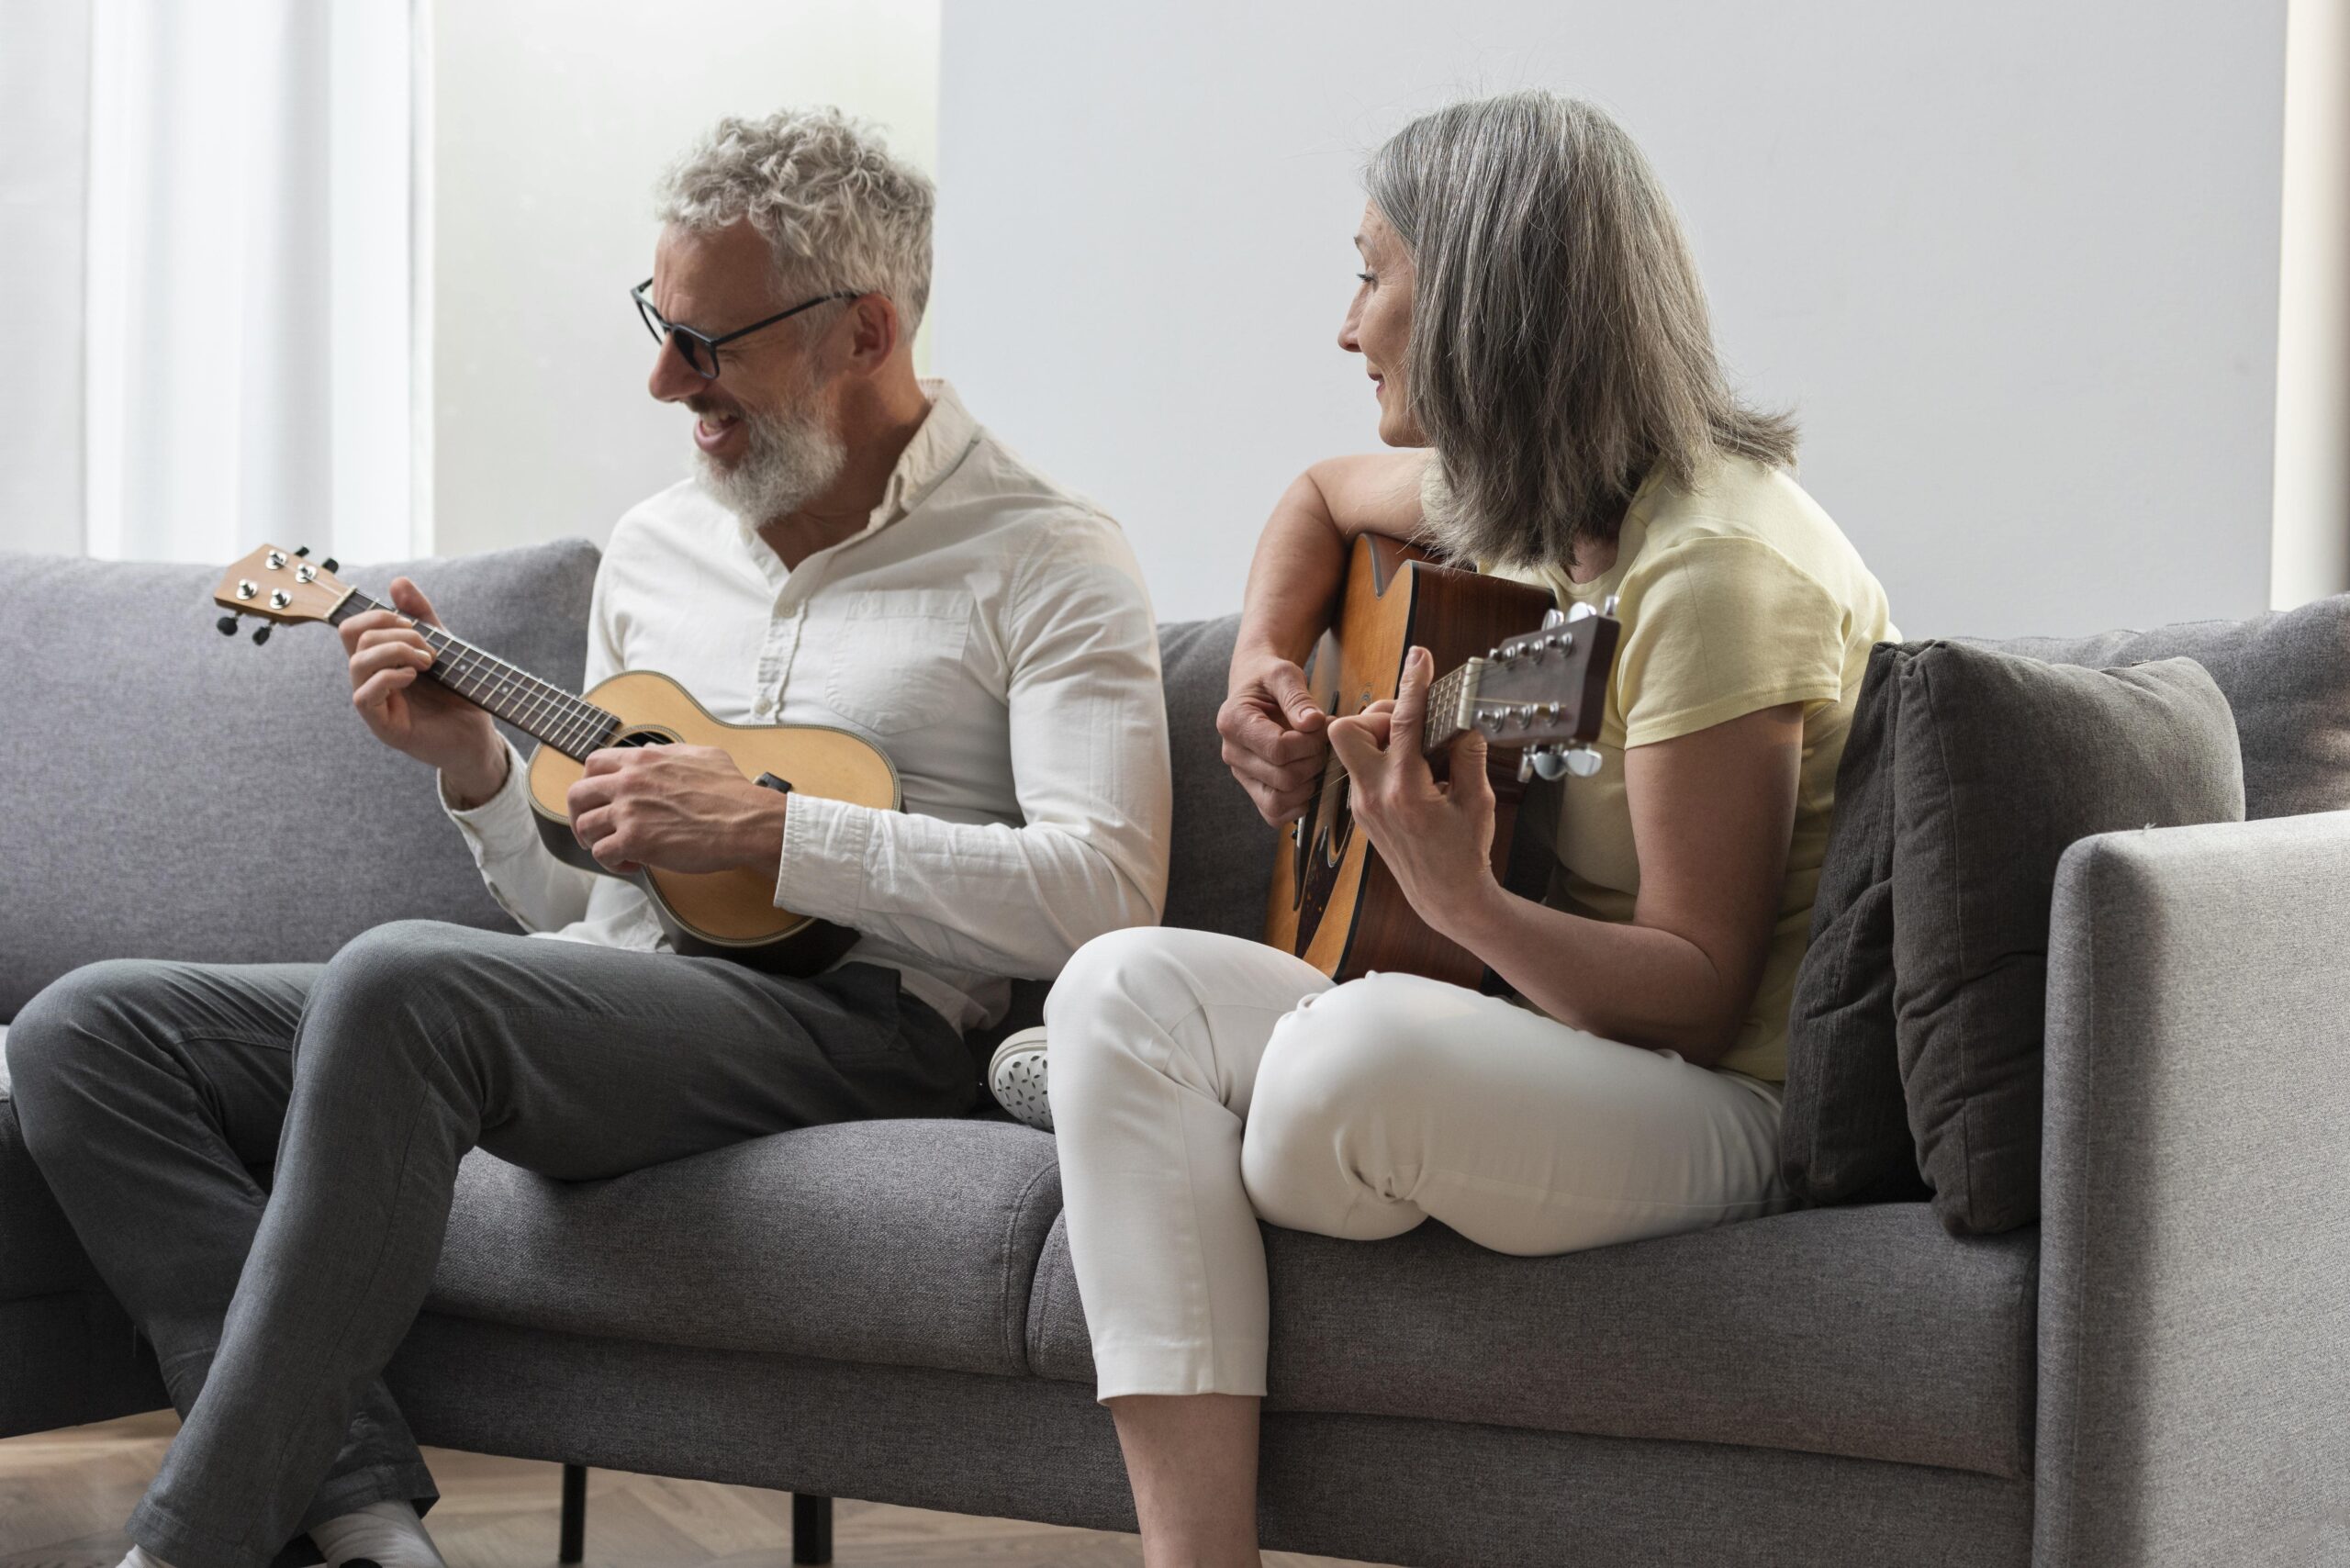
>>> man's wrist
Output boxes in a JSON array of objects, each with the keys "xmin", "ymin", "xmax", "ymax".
[
  {"xmin": 744, "ymin": 787, "xmax": 792, "ymax": 875},
  {"xmin": 441, "ymin": 734, "xmax": 510, "ymax": 812}
]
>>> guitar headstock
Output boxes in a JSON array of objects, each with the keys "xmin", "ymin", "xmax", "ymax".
[
  {"xmin": 210, "ymin": 544, "xmax": 352, "ymax": 644},
  {"xmin": 1459, "ymin": 597, "xmax": 1623, "ymax": 780}
]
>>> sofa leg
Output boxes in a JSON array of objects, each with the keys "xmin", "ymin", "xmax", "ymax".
[
  {"xmin": 559, "ymin": 1463, "xmax": 588, "ymax": 1563},
  {"xmin": 791, "ymin": 1494, "xmax": 833, "ymax": 1564}
]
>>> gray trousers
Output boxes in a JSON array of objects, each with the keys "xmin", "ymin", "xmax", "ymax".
[{"xmin": 3, "ymin": 918, "xmax": 974, "ymax": 1568}]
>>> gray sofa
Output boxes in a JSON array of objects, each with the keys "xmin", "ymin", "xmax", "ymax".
[{"xmin": 4, "ymin": 541, "xmax": 2347, "ymax": 1568}]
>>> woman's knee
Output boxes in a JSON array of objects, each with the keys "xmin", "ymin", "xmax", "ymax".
[
  {"xmin": 1240, "ymin": 974, "xmax": 1452, "ymax": 1223},
  {"xmin": 1045, "ymin": 926, "xmax": 1277, "ymax": 1113},
  {"xmin": 1252, "ymin": 972, "xmax": 1447, "ymax": 1119}
]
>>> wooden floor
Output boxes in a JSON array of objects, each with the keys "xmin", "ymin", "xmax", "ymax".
[{"xmin": 0, "ymin": 1413, "xmax": 1383, "ymax": 1568}]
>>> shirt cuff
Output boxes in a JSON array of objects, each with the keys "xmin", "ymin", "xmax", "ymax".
[
  {"xmin": 775, "ymin": 791, "xmax": 876, "ymax": 924},
  {"xmin": 440, "ymin": 735, "xmax": 541, "ymax": 866}
]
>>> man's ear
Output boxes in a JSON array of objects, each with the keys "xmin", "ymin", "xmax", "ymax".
[{"xmin": 842, "ymin": 293, "xmax": 901, "ymax": 369}]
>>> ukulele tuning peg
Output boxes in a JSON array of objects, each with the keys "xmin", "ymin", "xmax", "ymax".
[
  {"xmin": 251, "ymin": 624, "xmax": 272, "ymax": 646},
  {"xmin": 215, "ymin": 614, "xmax": 239, "ymax": 636}
]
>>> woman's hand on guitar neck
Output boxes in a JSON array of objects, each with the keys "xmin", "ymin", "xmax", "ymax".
[
  {"xmin": 1326, "ymin": 645, "xmax": 1501, "ymax": 940},
  {"xmin": 339, "ymin": 577, "xmax": 507, "ymax": 805}
]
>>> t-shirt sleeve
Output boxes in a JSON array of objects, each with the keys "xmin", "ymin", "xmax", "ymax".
[{"xmin": 1613, "ymin": 535, "xmax": 1848, "ymax": 748}]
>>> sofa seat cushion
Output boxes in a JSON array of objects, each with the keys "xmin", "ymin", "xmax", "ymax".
[
  {"xmin": 1027, "ymin": 1203, "xmax": 2038, "ymax": 1481},
  {"xmin": 428, "ymin": 1119, "xmax": 1062, "ymax": 1379}
]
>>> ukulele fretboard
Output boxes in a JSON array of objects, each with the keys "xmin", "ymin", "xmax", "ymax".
[{"xmin": 330, "ymin": 592, "xmax": 621, "ymax": 761}]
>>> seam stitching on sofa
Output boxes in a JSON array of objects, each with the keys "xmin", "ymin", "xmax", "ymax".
[
  {"xmin": 1000, "ymin": 1159, "xmax": 1060, "ymax": 1376},
  {"xmin": 2046, "ymin": 835, "xmax": 2102, "ymax": 1562}
]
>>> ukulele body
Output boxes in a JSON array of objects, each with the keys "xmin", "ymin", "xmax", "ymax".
[
  {"xmin": 523, "ymin": 668, "xmax": 900, "ymax": 975},
  {"xmin": 1263, "ymin": 535, "xmax": 1559, "ymax": 987}
]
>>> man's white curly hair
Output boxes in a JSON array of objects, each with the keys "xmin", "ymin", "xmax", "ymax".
[{"xmin": 655, "ymin": 107, "xmax": 934, "ymax": 335}]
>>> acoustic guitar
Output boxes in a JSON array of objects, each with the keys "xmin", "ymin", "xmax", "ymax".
[
  {"xmin": 209, "ymin": 543, "xmax": 898, "ymax": 974},
  {"xmin": 1264, "ymin": 534, "xmax": 1621, "ymax": 989}
]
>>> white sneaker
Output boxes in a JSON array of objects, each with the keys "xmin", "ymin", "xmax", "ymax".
[{"xmin": 988, "ymin": 1025, "xmax": 1053, "ymax": 1132}]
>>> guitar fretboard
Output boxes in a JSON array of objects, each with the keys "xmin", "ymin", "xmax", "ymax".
[{"xmin": 329, "ymin": 592, "xmax": 621, "ymax": 762}]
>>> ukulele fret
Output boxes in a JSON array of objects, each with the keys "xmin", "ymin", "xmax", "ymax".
[{"xmin": 330, "ymin": 591, "xmax": 621, "ymax": 762}]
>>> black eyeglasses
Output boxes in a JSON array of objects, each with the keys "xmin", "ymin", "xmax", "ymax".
[{"xmin": 631, "ymin": 278, "xmax": 862, "ymax": 379}]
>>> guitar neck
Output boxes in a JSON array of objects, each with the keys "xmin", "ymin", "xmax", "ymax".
[
  {"xmin": 328, "ymin": 591, "xmax": 621, "ymax": 762},
  {"xmin": 1418, "ymin": 663, "xmax": 1476, "ymax": 756}
]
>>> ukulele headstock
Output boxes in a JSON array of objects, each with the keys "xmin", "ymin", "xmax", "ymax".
[
  {"xmin": 1461, "ymin": 597, "xmax": 1623, "ymax": 780},
  {"xmin": 210, "ymin": 545, "xmax": 352, "ymax": 643}
]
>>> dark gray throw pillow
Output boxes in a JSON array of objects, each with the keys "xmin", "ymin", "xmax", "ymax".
[
  {"xmin": 1780, "ymin": 644, "xmax": 1930, "ymax": 1205},
  {"xmin": 1890, "ymin": 644, "xmax": 2244, "ymax": 1236}
]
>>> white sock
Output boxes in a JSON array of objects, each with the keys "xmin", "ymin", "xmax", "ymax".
[
  {"xmin": 120, "ymin": 1548, "xmax": 178, "ymax": 1568},
  {"xmin": 308, "ymin": 1499, "xmax": 448, "ymax": 1568}
]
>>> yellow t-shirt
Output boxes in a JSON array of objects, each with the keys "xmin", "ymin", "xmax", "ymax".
[{"xmin": 1492, "ymin": 457, "xmax": 1897, "ymax": 1083}]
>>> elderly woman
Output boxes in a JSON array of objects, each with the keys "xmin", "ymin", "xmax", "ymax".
[{"xmin": 1024, "ymin": 91, "xmax": 1897, "ymax": 1563}]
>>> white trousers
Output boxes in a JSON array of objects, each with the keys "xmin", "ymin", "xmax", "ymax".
[{"xmin": 1044, "ymin": 926, "xmax": 1793, "ymax": 1400}]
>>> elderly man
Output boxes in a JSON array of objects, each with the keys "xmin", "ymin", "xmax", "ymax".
[{"xmin": 5, "ymin": 108, "xmax": 1169, "ymax": 1568}]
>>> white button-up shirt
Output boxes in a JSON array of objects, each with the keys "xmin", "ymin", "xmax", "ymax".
[{"xmin": 442, "ymin": 380, "xmax": 1172, "ymax": 1031}]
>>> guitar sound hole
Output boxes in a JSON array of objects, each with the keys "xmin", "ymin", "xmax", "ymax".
[{"xmin": 615, "ymin": 729, "xmax": 676, "ymax": 749}]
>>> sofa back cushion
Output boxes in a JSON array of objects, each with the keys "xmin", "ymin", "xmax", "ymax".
[
  {"xmin": 0, "ymin": 543, "xmax": 599, "ymax": 1020},
  {"xmin": 1157, "ymin": 615, "xmax": 1277, "ymax": 938},
  {"xmin": 1986, "ymin": 594, "xmax": 2350, "ymax": 821}
]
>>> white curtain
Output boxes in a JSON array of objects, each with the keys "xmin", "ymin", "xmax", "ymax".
[
  {"xmin": 7, "ymin": 0, "xmax": 421, "ymax": 565},
  {"xmin": 0, "ymin": 0, "xmax": 93, "ymax": 554}
]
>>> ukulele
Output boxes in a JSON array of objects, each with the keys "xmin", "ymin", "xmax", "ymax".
[
  {"xmin": 1264, "ymin": 533, "xmax": 1621, "ymax": 988},
  {"xmin": 210, "ymin": 543, "xmax": 898, "ymax": 974}
]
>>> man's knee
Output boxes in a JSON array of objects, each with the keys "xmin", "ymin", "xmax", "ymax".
[
  {"xmin": 5, "ymin": 959, "xmax": 182, "ymax": 1129},
  {"xmin": 297, "ymin": 920, "xmax": 482, "ymax": 1083}
]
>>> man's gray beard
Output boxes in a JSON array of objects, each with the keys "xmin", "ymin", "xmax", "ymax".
[{"xmin": 690, "ymin": 397, "xmax": 847, "ymax": 526}]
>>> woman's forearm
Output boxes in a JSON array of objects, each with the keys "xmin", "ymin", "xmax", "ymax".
[
  {"xmin": 1436, "ymin": 881, "xmax": 1751, "ymax": 1064},
  {"xmin": 1231, "ymin": 468, "xmax": 1351, "ymax": 678}
]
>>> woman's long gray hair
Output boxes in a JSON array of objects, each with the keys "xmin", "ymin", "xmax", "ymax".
[{"xmin": 1368, "ymin": 92, "xmax": 1797, "ymax": 571}]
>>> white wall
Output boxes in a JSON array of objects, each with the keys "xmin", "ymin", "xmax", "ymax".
[
  {"xmin": 935, "ymin": 1, "xmax": 2296, "ymax": 638},
  {"xmin": 430, "ymin": 0, "xmax": 938, "ymax": 558}
]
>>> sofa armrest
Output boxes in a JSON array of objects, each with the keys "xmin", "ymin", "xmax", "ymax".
[{"xmin": 2033, "ymin": 812, "xmax": 2350, "ymax": 1566}]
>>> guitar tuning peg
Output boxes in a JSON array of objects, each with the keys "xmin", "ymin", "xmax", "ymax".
[
  {"xmin": 216, "ymin": 614, "xmax": 239, "ymax": 636},
  {"xmin": 1540, "ymin": 607, "xmax": 1567, "ymax": 631},
  {"xmin": 1599, "ymin": 594, "xmax": 1620, "ymax": 618},
  {"xmin": 1562, "ymin": 743, "xmax": 1604, "ymax": 778},
  {"xmin": 252, "ymin": 624, "xmax": 272, "ymax": 646},
  {"xmin": 320, "ymin": 557, "xmax": 339, "ymax": 574},
  {"xmin": 294, "ymin": 545, "xmax": 310, "ymax": 557},
  {"xmin": 1529, "ymin": 747, "xmax": 1571, "ymax": 782}
]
